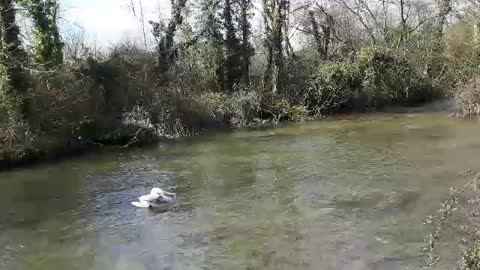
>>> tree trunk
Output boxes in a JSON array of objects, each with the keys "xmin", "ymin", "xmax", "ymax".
[
  {"xmin": 0, "ymin": 0, "xmax": 26, "ymax": 97},
  {"xmin": 436, "ymin": 0, "xmax": 451, "ymax": 39},
  {"xmin": 262, "ymin": 0, "xmax": 287, "ymax": 94},
  {"xmin": 398, "ymin": 0, "xmax": 408, "ymax": 43},
  {"xmin": 223, "ymin": 0, "xmax": 241, "ymax": 91},
  {"xmin": 381, "ymin": 0, "xmax": 389, "ymax": 44},
  {"xmin": 239, "ymin": 0, "xmax": 252, "ymax": 85},
  {"xmin": 309, "ymin": 10, "xmax": 323, "ymax": 57}
]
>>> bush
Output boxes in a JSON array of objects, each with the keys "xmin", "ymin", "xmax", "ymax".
[
  {"xmin": 0, "ymin": 120, "xmax": 36, "ymax": 164},
  {"xmin": 78, "ymin": 48, "xmax": 152, "ymax": 115},
  {"xmin": 288, "ymin": 104, "xmax": 310, "ymax": 122},
  {"xmin": 198, "ymin": 89, "xmax": 261, "ymax": 128},
  {"xmin": 227, "ymin": 90, "xmax": 262, "ymax": 127},
  {"xmin": 307, "ymin": 46, "xmax": 435, "ymax": 115},
  {"xmin": 197, "ymin": 92, "xmax": 230, "ymax": 122},
  {"xmin": 262, "ymin": 97, "xmax": 310, "ymax": 123},
  {"xmin": 423, "ymin": 175, "xmax": 480, "ymax": 269},
  {"xmin": 28, "ymin": 69, "xmax": 99, "ymax": 135},
  {"xmin": 455, "ymin": 77, "xmax": 480, "ymax": 117},
  {"xmin": 307, "ymin": 62, "xmax": 362, "ymax": 116},
  {"xmin": 442, "ymin": 24, "xmax": 480, "ymax": 92},
  {"xmin": 358, "ymin": 46, "xmax": 432, "ymax": 108},
  {"xmin": 461, "ymin": 243, "xmax": 480, "ymax": 270},
  {"xmin": 148, "ymin": 87, "xmax": 202, "ymax": 138},
  {"xmin": 0, "ymin": 100, "xmax": 37, "ymax": 165}
]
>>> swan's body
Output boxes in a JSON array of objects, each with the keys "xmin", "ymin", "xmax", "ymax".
[{"xmin": 131, "ymin": 188, "xmax": 176, "ymax": 209}]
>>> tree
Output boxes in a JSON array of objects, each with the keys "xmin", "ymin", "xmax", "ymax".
[
  {"xmin": 309, "ymin": 10, "xmax": 322, "ymax": 56},
  {"xmin": 398, "ymin": 0, "xmax": 408, "ymax": 43},
  {"xmin": 436, "ymin": 0, "xmax": 452, "ymax": 39},
  {"xmin": 238, "ymin": 0, "xmax": 254, "ymax": 85},
  {"xmin": 18, "ymin": 0, "xmax": 63, "ymax": 69},
  {"xmin": 336, "ymin": 0, "xmax": 377, "ymax": 44},
  {"xmin": 425, "ymin": 0, "xmax": 451, "ymax": 78},
  {"xmin": 129, "ymin": 0, "xmax": 148, "ymax": 51},
  {"xmin": 150, "ymin": 0, "xmax": 188, "ymax": 80},
  {"xmin": 198, "ymin": 0, "xmax": 225, "ymax": 91},
  {"xmin": 262, "ymin": 0, "xmax": 288, "ymax": 94},
  {"xmin": 308, "ymin": 5, "xmax": 334, "ymax": 59},
  {"xmin": 0, "ymin": 0, "xmax": 27, "ymax": 98},
  {"xmin": 223, "ymin": 0, "xmax": 241, "ymax": 91}
]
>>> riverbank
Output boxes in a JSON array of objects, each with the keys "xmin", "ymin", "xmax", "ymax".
[
  {"xmin": 0, "ymin": 99, "xmax": 454, "ymax": 171},
  {"xmin": 0, "ymin": 122, "xmax": 157, "ymax": 171},
  {"xmin": 0, "ymin": 47, "xmax": 447, "ymax": 171}
]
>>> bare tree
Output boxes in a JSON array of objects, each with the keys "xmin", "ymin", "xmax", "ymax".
[
  {"xmin": 335, "ymin": 0, "xmax": 377, "ymax": 44},
  {"xmin": 128, "ymin": 0, "xmax": 152, "ymax": 51}
]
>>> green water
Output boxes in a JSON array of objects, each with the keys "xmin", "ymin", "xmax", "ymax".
[{"xmin": 1, "ymin": 112, "xmax": 479, "ymax": 270}]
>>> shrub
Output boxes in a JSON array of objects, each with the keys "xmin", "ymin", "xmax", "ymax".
[
  {"xmin": 441, "ymin": 24, "xmax": 480, "ymax": 92},
  {"xmin": 357, "ymin": 46, "xmax": 431, "ymax": 108},
  {"xmin": 307, "ymin": 62, "xmax": 362, "ymax": 116},
  {"xmin": 28, "ymin": 69, "xmax": 99, "ymax": 135},
  {"xmin": 461, "ymin": 243, "xmax": 480, "ymax": 270},
  {"xmin": 123, "ymin": 105, "xmax": 154, "ymax": 129},
  {"xmin": 78, "ymin": 51, "xmax": 149, "ymax": 115},
  {"xmin": 197, "ymin": 92, "xmax": 230, "ymax": 122},
  {"xmin": 283, "ymin": 56, "xmax": 311, "ymax": 104},
  {"xmin": 0, "ymin": 99, "xmax": 37, "ymax": 165},
  {"xmin": 0, "ymin": 120, "xmax": 36, "ymax": 163},
  {"xmin": 455, "ymin": 76, "xmax": 480, "ymax": 117},
  {"xmin": 307, "ymin": 46, "xmax": 435, "ymax": 115},
  {"xmin": 227, "ymin": 89, "xmax": 261, "ymax": 127},
  {"xmin": 423, "ymin": 174, "xmax": 480, "ymax": 269},
  {"xmin": 262, "ymin": 97, "xmax": 310, "ymax": 123},
  {"xmin": 288, "ymin": 104, "xmax": 310, "ymax": 122},
  {"xmin": 198, "ymin": 89, "xmax": 261, "ymax": 128},
  {"xmin": 148, "ymin": 87, "xmax": 200, "ymax": 138}
]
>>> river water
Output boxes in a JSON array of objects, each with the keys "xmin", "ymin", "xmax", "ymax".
[{"xmin": 1, "ymin": 112, "xmax": 479, "ymax": 270}]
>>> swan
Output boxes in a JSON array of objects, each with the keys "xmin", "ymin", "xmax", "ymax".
[{"xmin": 131, "ymin": 188, "xmax": 176, "ymax": 209}]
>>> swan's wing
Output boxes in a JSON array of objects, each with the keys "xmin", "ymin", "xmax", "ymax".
[
  {"xmin": 132, "ymin": 201, "xmax": 150, "ymax": 208},
  {"xmin": 139, "ymin": 195, "xmax": 150, "ymax": 202},
  {"xmin": 139, "ymin": 194, "xmax": 159, "ymax": 202}
]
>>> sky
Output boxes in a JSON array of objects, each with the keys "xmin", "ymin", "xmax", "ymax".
[{"xmin": 60, "ymin": 0, "xmax": 170, "ymax": 47}]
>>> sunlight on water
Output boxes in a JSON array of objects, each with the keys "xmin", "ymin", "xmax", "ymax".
[{"xmin": 1, "ymin": 112, "xmax": 480, "ymax": 270}]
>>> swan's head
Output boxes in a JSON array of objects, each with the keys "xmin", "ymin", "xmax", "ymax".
[
  {"xmin": 150, "ymin": 187, "xmax": 176, "ymax": 203},
  {"xmin": 150, "ymin": 188, "xmax": 164, "ymax": 196}
]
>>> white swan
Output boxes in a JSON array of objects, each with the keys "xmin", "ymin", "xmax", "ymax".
[{"xmin": 131, "ymin": 188, "xmax": 176, "ymax": 209}]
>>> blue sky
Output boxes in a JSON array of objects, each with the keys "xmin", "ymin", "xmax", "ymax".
[{"xmin": 60, "ymin": 0, "xmax": 169, "ymax": 47}]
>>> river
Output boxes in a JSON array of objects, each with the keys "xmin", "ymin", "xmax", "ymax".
[{"xmin": 0, "ymin": 112, "xmax": 478, "ymax": 270}]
